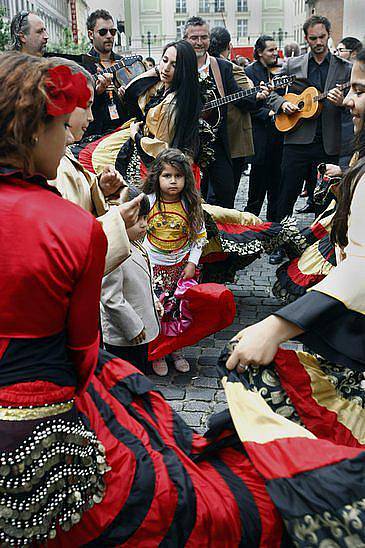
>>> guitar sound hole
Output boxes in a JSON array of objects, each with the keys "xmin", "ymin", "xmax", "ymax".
[{"xmin": 298, "ymin": 101, "xmax": 305, "ymax": 110}]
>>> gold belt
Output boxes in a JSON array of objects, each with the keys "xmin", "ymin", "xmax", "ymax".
[{"xmin": 0, "ymin": 400, "xmax": 74, "ymax": 421}]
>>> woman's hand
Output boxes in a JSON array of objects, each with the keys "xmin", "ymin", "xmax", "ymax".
[
  {"xmin": 325, "ymin": 164, "xmax": 342, "ymax": 178},
  {"xmin": 99, "ymin": 166, "xmax": 126, "ymax": 197},
  {"xmin": 130, "ymin": 121, "xmax": 143, "ymax": 141},
  {"xmin": 118, "ymin": 194, "xmax": 145, "ymax": 228},
  {"xmin": 181, "ymin": 262, "xmax": 196, "ymax": 280},
  {"xmin": 130, "ymin": 327, "xmax": 146, "ymax": 345},
  {"xmin": 226, "ymin": 315, "xmax": 304, "ymax": 373}
]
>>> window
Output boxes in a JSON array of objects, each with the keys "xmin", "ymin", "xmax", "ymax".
[
  {"xmin": 262, "ymin": 0, "xmax": 283, "ymax": 8},
  {"xmin": 175, "ymin": 0, "xmax": 186, "ymax": 13},
  {"xmin": 176, "ymin": 20, "xmax": 185, "ymax": 39},
  {"xmin": 214, "ymin": 0, "xmax": 225, "ymax": 11},
  {"xmin": 199, "ymin": 0, "xmax": 210, "ymax": 12},
  {"xmin": 213, "ymin": 19, "xmax": 225, "ymax": 27},
  {"xmin": 237, "ymin": 19, "xmax": 248, "ymax": 38},
  {"xmin": 237, "ymin": 0, "xmax": 247, "ymax": 11}
]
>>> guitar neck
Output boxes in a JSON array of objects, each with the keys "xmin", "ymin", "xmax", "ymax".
[
  {"xmin": 314, "ymin": 81, "xmax": 350, "ymax": 102},
  {"xmin": 92, "ymin": 60, "xmax": 125, "ymax": 81},
  {"xmin": 202, "ymin": 86, "xmax": 261, "ymax": 111},
  {"xmin": 202, "ymin": 77, "xmax": 293, "ymax": 111}
]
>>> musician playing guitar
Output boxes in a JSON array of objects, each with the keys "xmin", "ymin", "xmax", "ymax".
[
  {"xmin": 245, "ymin": 35, "xmax": 285, "ymax": 232},
  {"xmin": 184, "ymin": 16, "xmax": 269, "ymax": 209},
  {"xmin": 84, "ymin": 10, "xmax": 129, "ymax": 138},
  {"xmin": 267, "ymin": 15, "xmax": 351, "ymax": 263}
]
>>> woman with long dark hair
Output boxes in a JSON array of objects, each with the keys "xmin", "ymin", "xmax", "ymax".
[{"xmin": 124, "ymin": 39, "xmax": 201, "ymax": 176}]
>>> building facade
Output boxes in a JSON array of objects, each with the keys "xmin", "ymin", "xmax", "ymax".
[
  {"xmin": 124, "ymin": 0, "xmax": 296, "ymax": 59},
  {"xmin": 0, "ymin": 0, "xmax": 69, "ymax": 44}
]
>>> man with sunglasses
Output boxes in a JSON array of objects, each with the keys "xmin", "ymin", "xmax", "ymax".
[
  {"xmin": 85, "ymin": 9, "xmax": 127, "ymax": 138},
  {"xmin": 10, "ymin": 11, "xmax": 48, "ymax": 56}
]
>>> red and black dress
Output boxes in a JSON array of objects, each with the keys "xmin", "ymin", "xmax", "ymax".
[
  {"xmin": 2, "ymin": 168, "xmax": 365, "ymax": 547},
  {"xmin": 0, "ymin": 168, "xmax": 284, "ymax": 546}
]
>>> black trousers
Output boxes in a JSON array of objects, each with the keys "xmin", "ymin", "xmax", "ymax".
[
  {"xmin": 245, "ymin": 140, "xmax": 282, "ymax": 221},
  {"xmin": 202, "ymin": 140, "xmax": 236, "ymax": 209},
  {"xmin": 232, "ymin": 157, "xmax": 247, "ymax": 195},
  {"xmin": 277, "ymin": 142, "xmax": 338, "ymax": 221},
  {"xmin": 104, "ymin": 342, "xmax": 149, "ymax": 374}
]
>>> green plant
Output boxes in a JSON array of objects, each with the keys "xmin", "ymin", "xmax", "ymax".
[
  {"xmin": 0, "ymin": 7, "xmax": 10, "ymax": 51},
  {"xmin": 47, "ymin": 28, "xmax": 89, "ymax": 54}
]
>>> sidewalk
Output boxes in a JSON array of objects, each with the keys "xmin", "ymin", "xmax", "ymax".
[{"xmin": 149, "ymin": 173, "xmax": 313, "ymax": 433}]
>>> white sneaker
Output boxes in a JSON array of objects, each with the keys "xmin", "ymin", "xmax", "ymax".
[
  {"xmin": 171, "ymin": 352, "xmax": 190, "ymax": 373},
  {"xmin": 152, "ymin": 358, "xmax": 168, "ymax": 376}
]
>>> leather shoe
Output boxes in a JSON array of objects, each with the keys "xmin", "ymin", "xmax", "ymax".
[
  {"xmin": 269, "ymin": 248, "xmax": 285, "ymax": 265},
  {"xmin": 295, "ymin": 204, "xmax": 315, "ymax": 214}
]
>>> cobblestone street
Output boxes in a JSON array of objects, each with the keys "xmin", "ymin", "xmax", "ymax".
[{"xmin": 150, "ymin": 172, "xmax": 313, "ymax": 434}]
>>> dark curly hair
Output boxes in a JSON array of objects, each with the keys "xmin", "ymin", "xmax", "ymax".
[
  {"xmin": 87, "ymin": 9, "xmax": 113, "ymax": 32},
  {"xmin": 142, "ymin": 148, "xmax": 204, "ymax": 240},
  {"xmin": 331, "ymin": 49, "xmax": 365, "ymax": 249},
  {"xmin": 303, "ymin": 15, "xmax": 331, "ymax": 37},
  {"xmin": 127, "ymin": 186, "xmax": 151, "ymax": 217},
  {"xmin": 208, "ymin": 27, "xmax": 231, "ymax": 58}
]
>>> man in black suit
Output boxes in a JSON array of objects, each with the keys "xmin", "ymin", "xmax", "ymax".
[
  {"xmin": 245, "ymin": 35, "xmax": 284, "ymax": 222},
  {"xmin": 267, "ymin": 14, "xmax": 352, "ymax": 263},
  {"xmin": 184, "ymin": 16, "xmax": 268, "ymax": 208}
]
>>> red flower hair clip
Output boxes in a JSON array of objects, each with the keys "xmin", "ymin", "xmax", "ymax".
[{"xmin": 45, "ymin": 65, "xmax": 91, "ymax": 117}]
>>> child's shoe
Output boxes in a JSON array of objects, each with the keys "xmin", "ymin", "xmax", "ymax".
[
  {"xmin": 152, "ymin": 357, "xmax": 168, "ymax": 376},
  {"xmin": 171, "ymin": 351, "xmax": 190, "ymax": 373}
]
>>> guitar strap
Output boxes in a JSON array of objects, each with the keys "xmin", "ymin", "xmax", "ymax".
[{"xmin": 209, "ymin": 56, "xmax": 225, "ymax": 98}]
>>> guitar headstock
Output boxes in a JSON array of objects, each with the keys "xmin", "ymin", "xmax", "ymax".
[{"xmin": 271, "ymin": 75, "xmax": 296, "ymax": 89}]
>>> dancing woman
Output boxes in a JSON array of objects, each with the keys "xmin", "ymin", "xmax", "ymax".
[
  {"xmin": 76, "ymin": 39, "xmax": 203, "ymax": 184},
  {"xmin": 126, "ymin": 39, "xmax": 201, "ymax": 165},
  {"xmin": 223, "ymin": 49, "xmax": 365, "ymax": 546}
]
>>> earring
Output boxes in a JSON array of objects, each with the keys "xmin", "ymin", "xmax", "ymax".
[{"xmin": 31, "ymin": 136, "xmax": 39, "ymax": 145}]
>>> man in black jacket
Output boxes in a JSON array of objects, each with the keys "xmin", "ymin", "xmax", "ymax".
[
  {"xmin": 84, "ymin": 10, "xmax": 127, "ymax": 138},
  {"xmin": 184, "ymin": 16, "xmax": 268, "ymax": 208},
  {"xmin": 245, "ymin": 35, "xmax": 284, "ymax": 222}
]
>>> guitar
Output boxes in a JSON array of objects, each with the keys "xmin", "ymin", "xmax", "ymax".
[
  {"xmin": 275, "ymin": 81, "xmax": 350, "ymax": 133},
  {"xmin": 92, "ymin": 55, "xmax": 146, "ymax": 87},
  {"xmin": 201, "ymin": 75, "xmax": 295, "ymax": 129}
]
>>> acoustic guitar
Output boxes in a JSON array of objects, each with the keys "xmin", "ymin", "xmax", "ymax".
[
  {"xmin": 275, "ymin": 81, "xmax": 350, "ymax": 133},
  {"xmin": 201, "ymin": 75, "xmax": 295, "ymax": 129}
]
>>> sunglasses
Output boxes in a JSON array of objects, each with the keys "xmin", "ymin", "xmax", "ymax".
[{"xmin": 97, "ymin": 28, "xmax": 117, "ymax": 37}]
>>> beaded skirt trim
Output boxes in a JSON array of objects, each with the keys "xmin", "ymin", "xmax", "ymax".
[
  {"xmin": 0, "ymin": 417, "xmax": 109, "ymax": 545},
  {"xmin": 0, "ymin": 400, "xmax": 73, "ymax": 421}
]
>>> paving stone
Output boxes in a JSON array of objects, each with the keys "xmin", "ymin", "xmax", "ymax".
[
  {"xmin": 212, "ymin": 402, "xmax": 228, "ymax": 413},
  {"xmin": 158, "ymin": 387, "xmax": 185, "ymax": 400},
  {"xmin": 179, "ymin": 411, "xmax": 204, "ymax": 428},
  {"xmin": 215, "ymin": 391, "xmax": 227, "ymax": 402},
  {"xmin": 172, "ymin": 374, "xmax": 195, "ymax": 386},
  {"xmin": 199, "ymin": 366, "xmax": 219, "ymax": 378},
  {"xmin": 183, "ymin": 347, "xmax": 202, "ymax": 358},
  {"xmin": 199, "ymin": 347, "xmax": 221, "ymax": 356},
  {"xmin": 193, "ymin": 377, "xmax": 219, "ymax": 389},
  {"xmin": 198, "ymin": 354, "xmax": 219, "ymax": 367},
  {"xmin": 185, "ymin": 388, "xmax": 216, "ymax": 401},
  {"xmin": 169, "ymin": 401, "xmax": 184, "ymax": 412},
  {"xmin": 184, "ymin": 400, "xmax": 212, "ymax": 413}
]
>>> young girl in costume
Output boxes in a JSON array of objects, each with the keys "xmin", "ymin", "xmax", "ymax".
[{"xmin": 142, "ymin": 148, "xmax": 207, "ymax": 375}]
